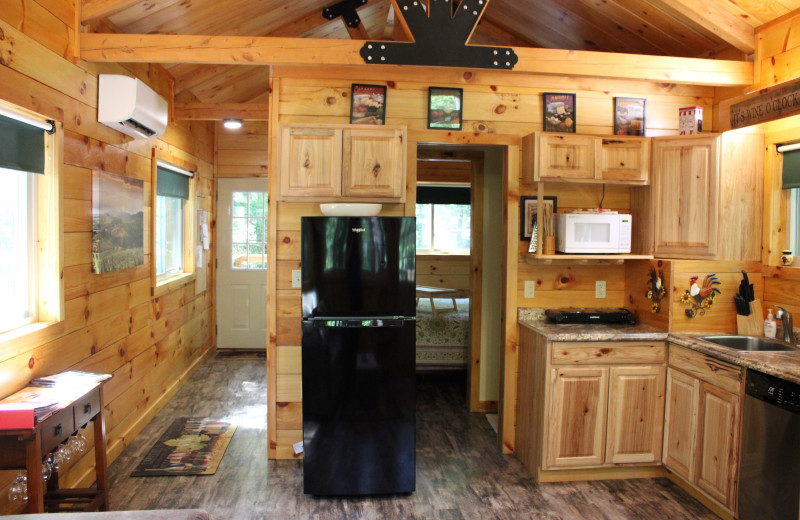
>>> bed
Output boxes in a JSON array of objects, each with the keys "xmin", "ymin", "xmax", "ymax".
[{"xmin": 415, "ymin": 297, "xmax": 470, "ymax": 370}]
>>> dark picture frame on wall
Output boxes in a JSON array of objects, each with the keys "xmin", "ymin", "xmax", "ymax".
[
  {"xmin": 350, "ymin": 84, "xmax": 387, "ymax": 125},
  {"xmin": 428, "ymin": 87, "xmax": 463, "ymax": 130},
  {"xmin": 542, "ymin": 93, "xmax": 576, "ymax": 133},
  {"xmin": 614, "ymin": 97, "xmax": 646, "ymax": 136},
  {"xmin": 520, "ymin": 195, "xmax": 557, "ymax": 241}
]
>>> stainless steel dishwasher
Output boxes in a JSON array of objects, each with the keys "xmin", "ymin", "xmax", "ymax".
[{"xmin": 738, "ymin": 369, "xmax": 800, "ymax": 520}]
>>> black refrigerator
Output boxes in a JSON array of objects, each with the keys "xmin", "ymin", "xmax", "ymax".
[{"xmin": 301, "ymin": 216, "xmax": 416, "ymax": 496}]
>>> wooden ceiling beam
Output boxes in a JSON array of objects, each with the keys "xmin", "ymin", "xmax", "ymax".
[
  {"xmin": 79, "ymin": 33, "xmax": 754, "ymax": 86},
  {"xmin": 174, "ymin": 102, "xmax": 269, "ymax": 121},
  {"xmin": 646, "ymin": 0, "xmax": 756, "ymax": 54},
  {"xmin": 81, "ymin": 0, "xmax": 142, "ymax": 23}
]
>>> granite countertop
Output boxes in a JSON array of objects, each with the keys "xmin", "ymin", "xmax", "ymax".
[{"xmin": 519, "ymin": 319, "xmax": 800, "ymax": 385}]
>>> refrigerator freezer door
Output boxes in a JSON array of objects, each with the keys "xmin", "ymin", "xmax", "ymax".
[
  {"xmin": 301, "ymin": 217, "xmax": 416, "ymax": 319},
  {"xmin": 302, "ymin": 320, "xmax": 415, "ymax": 495}
]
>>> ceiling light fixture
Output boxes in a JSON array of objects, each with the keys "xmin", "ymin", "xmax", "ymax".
[{"xmin": 223, "ymin": 118, "xmax": 243, "ymax": 130}]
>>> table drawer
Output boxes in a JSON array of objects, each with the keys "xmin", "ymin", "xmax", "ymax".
[
  {"xmin": 551, "ymin": 342, "xmax": 666, "ymax": 365},
  {"xmin": 73, "ymin": 387, "xmax": 101, "ymax": 427},
  {"xmin": 41, "ymin": 407, "xmax": 75, "ymax": 454}
]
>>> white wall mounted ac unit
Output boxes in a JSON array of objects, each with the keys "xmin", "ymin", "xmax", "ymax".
[{"xmin": 98, "ymin": 74, "xmax": 168, "ymax": 139}]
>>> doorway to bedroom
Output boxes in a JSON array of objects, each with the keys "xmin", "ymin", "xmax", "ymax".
[{"xmin": 414, "ymin": 144, "xmax": 504, "ymax": 416}]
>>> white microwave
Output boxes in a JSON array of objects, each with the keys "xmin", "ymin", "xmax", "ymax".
[{"xmin": 554, "ymin": 213, "xmax": 632, "ymax": 253}]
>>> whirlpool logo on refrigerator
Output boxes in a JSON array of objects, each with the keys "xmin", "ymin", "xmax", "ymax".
[{"xmin": 351, "ymin": 227, "xmax": 366, "ymax": 233}]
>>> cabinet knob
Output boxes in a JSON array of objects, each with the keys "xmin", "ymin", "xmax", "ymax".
[
  {"xmin": 54, "ymin": 424, "xmax": 62, "ymax": 436},
  {"xmin": 84, "ymin": 403, "xmax": 92, "ymax": 414}
]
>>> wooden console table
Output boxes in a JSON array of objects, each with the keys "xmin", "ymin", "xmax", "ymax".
[{"xmin": 0, "ymin": 382, "xmax": 108, "ymax": 514}]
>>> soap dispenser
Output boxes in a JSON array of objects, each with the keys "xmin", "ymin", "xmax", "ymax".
[{"xmin": 765, "ymin": 308, "xmax": 777, "ymax": 339}]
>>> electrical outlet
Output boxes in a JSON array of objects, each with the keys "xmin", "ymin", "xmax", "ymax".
[
  {"xmin": 524, "ymin": 281, "xmax": 536, "ymax": 299},
  {"xmin": 291, "ymin": 269, "xmax": 302, "ymax": 288},
  {"xmin": 596, "ymin": 280, "xmax": 607, "ymax": 298}
]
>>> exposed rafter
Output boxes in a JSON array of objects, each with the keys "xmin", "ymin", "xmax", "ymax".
[
  {"xmin": 79, "ymin": 32, "xmax": 754, "ymax": 86},
  {"xmin": 322, "ymin": 0, "xmax": 371, "ymax": 40},
  {"xmin": 174, "ymin": 102, "xmax": 269, "ymax": 121}
]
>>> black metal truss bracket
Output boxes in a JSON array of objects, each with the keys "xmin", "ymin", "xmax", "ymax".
[
  {"xmin": 359, "ymin": 0, "xmax": 517, "ymax": 69},
  {"xmin": 322, "ymin": 0, "xmax": 368, "ymax": 29}
]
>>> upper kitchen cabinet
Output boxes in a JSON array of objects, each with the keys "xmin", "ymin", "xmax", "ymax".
[
  {"xmin": 279, "ymin": 124, "xmax": 407, "ymax": 202},
  {"xmin": 522, "ymin": 132, "xmax": 649, "ymax": 185},
  {"xmin": 649, "ymin": 133, "xmax": 763, "ymax": 260}
]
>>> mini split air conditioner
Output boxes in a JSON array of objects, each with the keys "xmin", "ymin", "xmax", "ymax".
[{"xmin": 98, "ymin": 74, "xmax": 168, "ymax": 139}]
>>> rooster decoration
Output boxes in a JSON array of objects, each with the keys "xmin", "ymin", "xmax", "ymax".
[
  {"xmin": 646, "ymin": 269, "xmax": 666, "ymax": 313},
  {"xmin": 680, "ymin": 274, "xmax": 721, "ymax": 318}
]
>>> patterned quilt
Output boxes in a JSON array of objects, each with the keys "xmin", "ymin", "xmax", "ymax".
[{"xmin": 415, "ymin": 298, "xmax": 470, "ymax": 369}]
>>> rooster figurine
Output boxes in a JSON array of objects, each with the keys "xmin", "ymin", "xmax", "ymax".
[
  {"xmin": 646, "ymin": 269, "xmax": 666, "ymax": 313},
  {"xmin": 681, "ymin": 274, "xmax": 721, "ymax": 318}
]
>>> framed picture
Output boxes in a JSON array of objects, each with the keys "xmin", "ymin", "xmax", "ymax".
[
  {"xmin": 520, "ymin": 196, "xmax": 557, "ymax": 241},
  {"xmin": 614, "ymin": 97, "xmax": 646, "ymax": 136},
  {"xmin": 92, "ymin": 169, "xmax": 144, "ymax": 274},
  {"xmin": 543, "ymin": 93, "xmax": 576, "ymax": 133},
  {"xmin": 428, "ymin": 87, "xmax": 463, "ymax": 130},
  {"xmin": 350, "ymin": 84, "xmax": 386, "ymax": 125}
]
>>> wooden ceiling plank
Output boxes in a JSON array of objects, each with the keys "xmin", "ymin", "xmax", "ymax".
[
  {"xmin": 526, "ymin": 0, "xmax": 667, "ymax": 56},
  {"xmin": 481, "ymin": 4, "xmax": 589, "ymax": 51},
  {"xmin": 712, "ymin": 0, "xmax": 792, "ymax": 27},
  {"xmin": 613, "ymin": 0, "xmax": 723, "ymax": 52},
  {"xmin": 471, "ymin": 18, "xmax": 542, "ymax": 48},
  {"xmin": 646, "ymin": 0, "xmax": 755, "ymax": 53},
  {"xmin": 80, "ymin": 33, "xmax": 754, "ymax": 85},
  {"xmin": 81, "ymin": 0, "xmax": 149, "ymax": 23},
  {"xmin": 174, "ymin": 102, "xmax": 269, "ymax": 120}
]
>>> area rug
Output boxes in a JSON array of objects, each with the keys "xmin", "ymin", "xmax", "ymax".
[{"xmin": 131, "ymin": 417, "xmax": 236, "ymax": 477}]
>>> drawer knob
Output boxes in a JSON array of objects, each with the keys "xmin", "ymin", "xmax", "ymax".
[
  {"xmin": 54, "ymin": 424, "xmax": 62, "ymax": 436},
  {"xmin": 84, "ymin": 403, "xmax": 92, "ymax": 414}
]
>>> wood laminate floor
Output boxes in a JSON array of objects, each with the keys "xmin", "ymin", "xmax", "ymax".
[{"xmin": 106, "ymin": 357, "xmax": 718, "ymax": 519}]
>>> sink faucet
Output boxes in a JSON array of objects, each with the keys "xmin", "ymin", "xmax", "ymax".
[{"xmin": 775, "ymin": 306, "xmax": 795, "ymax": 344}]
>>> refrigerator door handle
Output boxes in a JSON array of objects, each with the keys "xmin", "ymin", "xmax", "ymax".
[{"xmin": 308, "ymin": 317, "xmax": 412, "ymax": 328}]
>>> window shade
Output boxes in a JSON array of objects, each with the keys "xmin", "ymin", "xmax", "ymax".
[
  {"xmin": 0, "ymin": 113, "xmax": 45, "ymax": 175},
  {"xmin": 157, "ymin": 165, "xmax": 191, "ymax": 199},
  {"xmin": 784, "ymin": 149, "xmax": 800, "ymax": 189},
  {"xmin": 416, "ymin": 185, "xmax": 470, "ymax": 205}
]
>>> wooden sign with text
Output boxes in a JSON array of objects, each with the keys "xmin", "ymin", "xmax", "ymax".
[{"xmin": 729, "ymin": 79, "xmax": 800, "ymax": 129}]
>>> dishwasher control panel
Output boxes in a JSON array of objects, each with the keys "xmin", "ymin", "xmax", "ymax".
[{"xmin": 746, "ymin": 369, "xmax": 800, "ymax": 413}]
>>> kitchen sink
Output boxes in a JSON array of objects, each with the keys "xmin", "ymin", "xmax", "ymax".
[{"xmin": 701, "ymin": 335, "xmax": 800, "ymax": 352}]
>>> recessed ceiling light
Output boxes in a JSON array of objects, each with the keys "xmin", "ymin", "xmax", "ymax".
[{"xmin": 223, "ymin": 118, "xmax": 243, "ymax": 130}]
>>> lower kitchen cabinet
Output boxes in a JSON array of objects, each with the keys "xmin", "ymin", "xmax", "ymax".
[
  {"xmin": 547, "ymin": 364, "xmax": 666, "ymax": 469},
  {"xmin": 663, "ymin": 344, "xmax": 743, "ymax": 514},
  {"xmin": 516, "ymin": 328, "xmax": 667, "ymax": 477}
]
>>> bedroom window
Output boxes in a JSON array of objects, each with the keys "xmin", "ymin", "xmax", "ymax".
[
  {"xmin": 153, "ymin": 157, "xmax": 196, "ymax": 294},
  {"xmin": 0, "ymin": 102, "xmax": 61, "ymax": 335},
  {"xmin": 416, "ymin": 185, "xmax": 471, "ymax": 253}
]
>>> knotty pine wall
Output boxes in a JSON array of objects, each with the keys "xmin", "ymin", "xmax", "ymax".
[
  {"xmin": 0, "ymin": 2, "xmax": 215, "ymax": 512},
  {"xmin": 268, "ymin": 64, "xmax": 716, "ymax": 458}
]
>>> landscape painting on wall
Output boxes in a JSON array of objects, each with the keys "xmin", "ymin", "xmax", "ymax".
[{"xmin": 92, "ymin": 170, "xmax": 144, "ymax": 274}]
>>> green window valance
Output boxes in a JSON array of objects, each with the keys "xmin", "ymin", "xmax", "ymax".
[
  {"xmin": 0, "ymin": 113, "xmax": 46, "ymax": 175},
  {"xmin": 416, "ymin": 185, "xmax": 470, "ymax": 205},
  {"xmin": 157, "ymin": 163, "xmax": 193, "ymax": 200}
]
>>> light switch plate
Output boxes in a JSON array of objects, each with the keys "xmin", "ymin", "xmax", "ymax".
[
  {"xmin": 596, "ymin": 280, "xmax": 606, "ymax": 298},
  {"xmin": 524, "ymin": 281, "xmax": 535, "ymax": 299},
  {"xmin": 291, "ymin": 269, "xmax": 302, "ymax": 288}
]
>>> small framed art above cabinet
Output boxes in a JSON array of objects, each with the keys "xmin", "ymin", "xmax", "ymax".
[
  {"xmin": 521, "ymin": 132, "xmax": 650, "ymax": 185},
  {"xmin": 278, "ymin": 123, "xmax": 407, "ymax": 202}
]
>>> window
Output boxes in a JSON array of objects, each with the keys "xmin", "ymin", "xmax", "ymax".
[
  {"xmin": 154, "ymin": 159, "xmax": 195, "ymax": 288},
  {"xmin": 0, "ymin": 102, "xmax": 60, "ymax": 335},
  {"xmin": 231, "ymin": 191, "xmax": 267, "ymax": 270},
  {"xmin": 415, "ymin": 185, "xmax": 471, "ymax": 253},
  {"xmin": 782, "ymin": 146, "xmax": 800, "ymax": 261}
]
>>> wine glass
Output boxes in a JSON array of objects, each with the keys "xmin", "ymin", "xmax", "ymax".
[
  {"xmin": 8, "ymin": 470, "xmax": 27, "ymax": 504},
  {"xmin": 67, "ymin": 431, "xmax": 88, "ymax": 455},
  {"xmin": 54, "ymin": 443, "xmax": 73, "ymax": 466},
  {"xmin": 41, "ymin": 456, "xmax": 52, "ymax": 482}
]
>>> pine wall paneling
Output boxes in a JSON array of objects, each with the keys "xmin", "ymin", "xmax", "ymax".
[
  {"xmin": 0, "ymin": 8, "xmax": 215, "ymax": 513},
  {"xmin": 266, "ymin": 64, "xmax": 718, "ymax": 458}
]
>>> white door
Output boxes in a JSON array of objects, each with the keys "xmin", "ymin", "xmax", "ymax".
[{"xmin": 216, "ymin": 178, "xmax": 268, "ymax": 350}]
